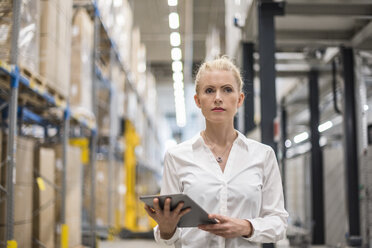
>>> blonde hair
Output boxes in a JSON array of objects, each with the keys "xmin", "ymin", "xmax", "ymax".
[{"xmin": 195, "ymin": 56, "xmax": 244, "ymax": 93}]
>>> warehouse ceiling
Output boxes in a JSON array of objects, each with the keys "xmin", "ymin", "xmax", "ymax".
[
  {"xmin": 132, "ymin": 0, "xmax": 225, "ymax": 83},
  {"xmin": 131, "ymin": 0, "xmax": 372, "ymax": 137},
  {"xmin": 132, "ymin": 0, "xmax": 372, "ymax": 83}
]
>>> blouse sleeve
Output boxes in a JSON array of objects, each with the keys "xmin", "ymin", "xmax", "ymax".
[
  {"xmin": 153, "ymin": 150, "xmax": 182, "ymax": 246},
  {"xmin": 245, "ymin": 147, "xmax": 289, "ymax": 243}
]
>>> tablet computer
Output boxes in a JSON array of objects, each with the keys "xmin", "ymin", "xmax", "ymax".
[{"xmin": 140, "ymin": 193, "xmax": 217, "ymax": 227}]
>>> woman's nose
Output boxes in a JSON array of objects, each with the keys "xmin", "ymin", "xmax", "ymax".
[{"xmin": 215, "ymin": 90, "xmax": 222, "ymax": 103}]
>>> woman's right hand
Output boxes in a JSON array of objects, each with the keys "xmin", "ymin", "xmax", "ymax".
[{"xmin": 144, "ymin": 197, "xmax": 191, "ymax": 239}]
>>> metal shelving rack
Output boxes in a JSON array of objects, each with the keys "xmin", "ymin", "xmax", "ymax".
[
  {"xmin": 72, "ymin": 0, "xmax": 162, "ymax": 243},
  {"xmin": 0, "ymin": 2, "xmax": 96, "ymax": 248}
]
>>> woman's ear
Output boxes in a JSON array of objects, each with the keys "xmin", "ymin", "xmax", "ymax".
[
  {"xmin": 194, "ymin": 94, "xmax": 201, "ymax": 108},
  {"xmin": 237, "ymin": 92, "xmax": 245, "ymax": 108}
]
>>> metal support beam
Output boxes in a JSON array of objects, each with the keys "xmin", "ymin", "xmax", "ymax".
[
  {"xmin": 90, "ymin": 131, "xmax": 98, "ymax": 248},
  {"xmin": 6, "ymin": 0, "xmax": 22, "ymax": 243},
  {"xmin": 108, "ymin": 48, "xmax": 115, "ymax": 228},
  {"xmin": 89, "ymin": 5, "xmax": 100, "ymax": 247},
  {"xmin": 341, "ymin": 47, "xmax": 362, "ymax": 247},
  {"xmin": 61, "ymin": 108, "xmax": 70, "ymax": 224},
  {"xmin": 258, "ymin": 0, "xmax": 284, "ymax": 153},
  {"xmin": 258, "ymin": 2, "xmax": 284, "ymax": 247},
  {"xmin": 308, "ymin": 69, "xmax": 325, "ymax": 245},
  {"xmin": 242, "ymin": 42, "xmax": 255, "ymax": 134}
]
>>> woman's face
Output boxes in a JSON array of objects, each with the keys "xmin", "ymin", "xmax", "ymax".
[{"xmin": 194, "ymin": 70, "xmax": 244, "ymax": 124}]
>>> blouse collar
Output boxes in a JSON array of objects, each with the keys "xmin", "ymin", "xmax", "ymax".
[{"xmin": 191, "ymin": 130, "xmax": 249, "ymax": 151}]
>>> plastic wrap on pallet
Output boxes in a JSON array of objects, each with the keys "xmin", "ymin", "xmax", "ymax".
[
  {"xmin": 40, "ymin": 0, "xmax": 72, "ymax": 98},
  {"xmin": 70, "ymin": 8, "xmax": 93, "ymax": 113},
  {"xmin": 0, "ymin": 0, "xmax": 40, "ymax": 72},
  {"xmin": 131, "ymin": 27, "xmax": 141, "ymax": 82},
  {"xmin": 112, "ymin": 0, "xmax": 133, "ymax": 64}
]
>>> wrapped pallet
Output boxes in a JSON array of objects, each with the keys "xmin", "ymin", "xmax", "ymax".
[
  {"xmin": 54, "ymin": 145, "xmax": 82, "ymax": 247},
  {"xmin": 39, "ymin": 0, "xmax": 72, "ymax": 98},
  {"xmin": 0, "ymin": 137, "xmax": 35, "ymax": 248},
  {"xmin": 131, "ymin": 27, "xmax": 141, "ymax": 83},
  {"xmin": 33, "ymin": 147, "xmax": 56, "ymax": 248},
  {"xmin": 0, "ymin": 0, "xmax": 40, "ymax": 72},
  {"xmin": 70, "ymin": 8, "xmax": 93, "ymax": 113}
]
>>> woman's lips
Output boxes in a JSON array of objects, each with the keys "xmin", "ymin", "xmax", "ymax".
[{"xmin": 212, "ymin": 107, "xmax": 225, "ymax": 112}]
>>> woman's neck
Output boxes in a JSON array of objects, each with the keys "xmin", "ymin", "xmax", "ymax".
[{"xmin": 203, "ymin": 121, "xmax": 237, "ymax": 146}]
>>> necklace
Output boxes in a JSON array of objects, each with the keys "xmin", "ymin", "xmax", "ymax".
[{"xmin": 202, "ymin": 131, "xmax": 235, "ymax": 163}]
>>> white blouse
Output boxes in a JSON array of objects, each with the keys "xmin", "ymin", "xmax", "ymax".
[{"xmin": 154, "ymin": 131, "xmax": 288, "ymax": 248}]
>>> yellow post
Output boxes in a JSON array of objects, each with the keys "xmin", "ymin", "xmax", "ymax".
[
  {"xmin": 124, "ymin": 120, "xmax": 140, "ymax": 230},
  {"xmin": 61, "ymin": 224, "xmax": 69, "ymax": 248},
  {"xmin": 6, "ymin": 240, "xmax": 17, "ymax": 248}
]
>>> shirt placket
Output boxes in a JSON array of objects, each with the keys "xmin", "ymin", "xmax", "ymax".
[{"xmin": 218, "ymin": 176, "xmax": 228, "ymax": 247}]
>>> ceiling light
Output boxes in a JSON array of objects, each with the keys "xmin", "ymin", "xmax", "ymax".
[
  {"xmin": 173, "ymin": 72, "xmax": 183, "ymax": 82},
  {"xmin": 170, "ymin": 32, "xmax": 181, "ymax": 46},
  {"xmin": 294, "ymin": 132, "xmax": 309, "ymax": 144},
  {"xmin": 318, "ymin": 121, "xmax": 333, "ymax": 133},
  {"xmin": 173, "ymin": 81, "xmax": 184, "ymax": 90},
  {"xmin": 172, "ymin": 61, "xmax": 183, "ymax": 72},
  {"xmin": 171, "ymin": 47, "xmax": 182, "ymax": 60},
  {"xmin": 169, "ymin": 12, "xmax": 179, "ymax": 29},
  {"xmin": 168, "ymin": 0, "xmax": 178, "ymax": 6},
  {"xmin": 285, "ymin": 139, "xmax": 292, "ymax": 148},
  {"xmin": 364, "ymin": 104, "xmax": 369, "ymax": 111}
]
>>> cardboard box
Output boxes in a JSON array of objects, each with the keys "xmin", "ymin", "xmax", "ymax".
[
  {"xmin": 39, "ymin": 0, "xmax": 72, "ymax": 98},
  {"xmin": 0, "ymin": 137, "xmax": 35, "ymax": 248},
  {"xmin": 33, "ymin": 147, "xmax": 55, "ymax": 248},
  {"xmin": 0, "ymin": 0, "xmax": 40, "ymax": 72},
  {"xmin": 70, "ymin": 8, "xmax": 93, "ymax": 112}
]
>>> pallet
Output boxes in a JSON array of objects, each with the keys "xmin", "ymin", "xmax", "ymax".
[{"xmin": 19, "ymin": 66, "xmax": 67, "ymax": 108}]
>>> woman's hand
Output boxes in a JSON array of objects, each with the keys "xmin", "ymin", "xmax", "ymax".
[
  {"xmin": 144, "ymin": 197, "xmax": 191, "ymax": 239},
  {"xmin": 198, "ymin": 214, "xmax": 253, "ymax": 238}
]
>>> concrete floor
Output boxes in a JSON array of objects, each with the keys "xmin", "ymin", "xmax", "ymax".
[{"xmin": 100, "ymin": 239, "xmax": 171, "ymax": 248}]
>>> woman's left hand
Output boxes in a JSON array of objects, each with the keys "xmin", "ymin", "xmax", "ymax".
[{"xmin": 198, "ymin": 214, "xmax": 253, "ymax": 238}]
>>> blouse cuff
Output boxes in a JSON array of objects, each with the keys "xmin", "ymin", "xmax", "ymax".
[
  {"xmin": 242, "ymin": 219, "xmax": 258, "ymax": 241},
  {"xmin": 154, "ymin": 225, "xmax": 181, "ymax": 246}
]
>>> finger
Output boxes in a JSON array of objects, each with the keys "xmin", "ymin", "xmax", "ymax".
[
  {"xmin": 163, "ymin": 198, "xmax": 172, "ymax": 213},
  {"xmin": 179, "ymin": 207, "xmax": 191, "ymax": 217},
  {"xmin": 209, "ymin": 214, "xmax": 228, "ymax": 223},
  {"xmin": 153, "ymin": 198, "xmax": 162, "ymax": 213},
  {"xmin": 173, "ymin": 201, "xmax": 185, "ymax": 214}
]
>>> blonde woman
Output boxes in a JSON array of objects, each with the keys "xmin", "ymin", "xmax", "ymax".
[{"xmin": 145, "ymin": 57, "xmax": 288, "ymax": 247}]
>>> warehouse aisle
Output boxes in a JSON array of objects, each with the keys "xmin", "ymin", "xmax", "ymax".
[{"xmin": 100, "ymin": 239, "xmax": 167, "ymax": 248}]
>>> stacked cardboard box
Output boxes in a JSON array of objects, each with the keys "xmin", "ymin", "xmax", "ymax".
[
  {"xmin": 33, "ymin": 147, "xmax": 56, "ymax": 248},
  {"xmin": 131, "ymin": 27, "xmax": 141, "ymax": 84},
  {"xmin": 113, "ymin": 0, "xmax": 133, "ymax": 64},
  {"xmin": 95, "ymin": 159, "xmax": 109, "ymax": 226},
  {"xmin": 0, "ymin": 0, "xmax": 40, "ymax": 72},
  {"xmin": 40, "ymin": 0, "xmax": 72, "ymax": 98},
  {"xmin": 0, "ymin": 137, "xmax": 35, "ymax": 248},
  {"xmin": 70, "ymin": 8, "xmax": 94, "ymax": 113}
]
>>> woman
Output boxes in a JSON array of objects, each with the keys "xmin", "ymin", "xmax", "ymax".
[{"xmin": 145, "ymin": 57, "xmax": 288, "ymax": 247}]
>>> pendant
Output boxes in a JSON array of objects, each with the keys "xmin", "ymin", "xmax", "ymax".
[{"xmin": 216, "ymin": 157, "xmax": 223, "ymax": 163}]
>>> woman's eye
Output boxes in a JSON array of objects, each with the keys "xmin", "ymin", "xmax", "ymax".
[
  {"xmin": 205, "ymin": 88, "xmax": 214, "ymax": 93},
  {"xmin": 224, "ymin": 87, "xmax": 233, "ymax": 93}
]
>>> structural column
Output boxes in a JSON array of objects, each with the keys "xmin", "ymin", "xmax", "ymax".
[
  {"xmin": 6, "ymin": 0, "xmax": 22, "ymax": 245},
  {"xmin": 257, "ymin": 0, "xmax": 284, "ymax": 154},
  {"xmin": 242, "ymin": 42, "xmax": 255, "ymax": 134},
  {"xmin": 341, "ymin": 47, "xmax": 361, "ymax": 246},
  {"xmin": 308, "ymin": 69, "xmax": 325, "ymax": 245},
  {"xmin": 258, "ymin": 2, "xmax": 284, "ymax": 248}
]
